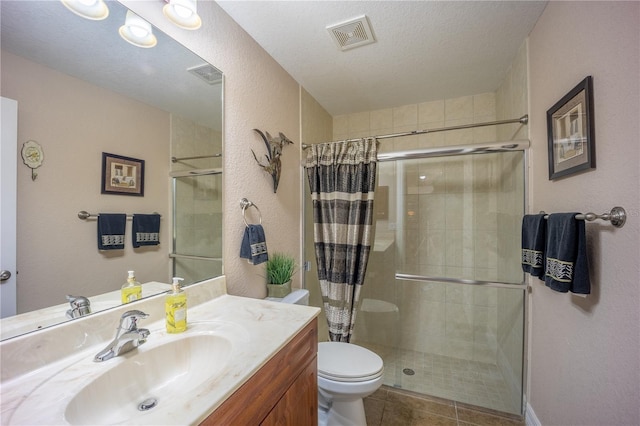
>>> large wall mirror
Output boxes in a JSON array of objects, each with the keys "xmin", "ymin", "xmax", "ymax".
[{"xmin": 0, "ymin": 0, "xmax": 223, "ymax": 340}]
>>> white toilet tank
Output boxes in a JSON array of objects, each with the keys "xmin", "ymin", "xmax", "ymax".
[{"xmin": 279, "ymin": 289, "xmax": 310, "ymax": 305}]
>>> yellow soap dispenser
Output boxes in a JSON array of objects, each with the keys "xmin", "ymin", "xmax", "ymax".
[
  {"xmin": 165, "ymin": 277, "xmax": 187, "ymax": 333},
  {"xmin": 121, "ymin": 270, "xmax": 142, "ymax": 304}
]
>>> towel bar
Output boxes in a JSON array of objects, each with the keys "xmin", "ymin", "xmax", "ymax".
[
  {"xmin": 540, "ymin": 206, "xmax": 626, "ymax": 228},
  {"xmin": 78, "ymin": 211, "xmax": 161, "ymax": 220},
  {"xmin": 239, "ymin": 198, "xmax": 262, "ymax": 227}
]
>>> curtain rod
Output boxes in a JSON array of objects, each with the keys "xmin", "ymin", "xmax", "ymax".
[{"xmin": 301, "ymin": 114, "xmax": 528, "ymax": 150}]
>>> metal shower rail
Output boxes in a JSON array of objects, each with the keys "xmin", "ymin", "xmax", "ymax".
[
  {"xmin": 377, "ymin": 140, "xmax": 529, "ymax": 162},
  {"xmin": 301, "ymin": 114, "xmax": 528, "ymax": 150},
  {"xmin": 171, "ymin": 153, "xmax": 222, "ymax": 163}
]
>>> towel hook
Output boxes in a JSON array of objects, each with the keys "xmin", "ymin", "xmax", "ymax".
[{"xmin": 240, "ymin": 198, "xmax": 262, "ymax": 227}]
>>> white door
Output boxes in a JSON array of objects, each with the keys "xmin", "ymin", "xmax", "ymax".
[{"xmin": 1, "ymin": 97, "xmax": 18, "ymax": 318}]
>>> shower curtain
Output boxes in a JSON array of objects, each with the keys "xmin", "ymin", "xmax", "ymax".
[{"xmin": 305, "ymin": 138, "xmax": 378, "ymax": 342}]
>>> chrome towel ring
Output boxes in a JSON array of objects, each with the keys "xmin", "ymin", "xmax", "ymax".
[{"xmin": 240, "ymin": 198, "xmax": 262, "ymax": 227}]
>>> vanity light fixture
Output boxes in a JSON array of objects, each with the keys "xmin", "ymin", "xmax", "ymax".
[
  {"xmin": 60, "ymin": 0, "xmax": 109, "ymax": 20},
  {"xmin": 118, "ymin": 10, "xmax": 158, "ymax": 48},
  {"xmin": 163, "ymin": 0, "xmax": 202, "ymax": 30}
]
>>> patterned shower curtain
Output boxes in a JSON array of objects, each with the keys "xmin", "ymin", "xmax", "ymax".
[{"xmin": 305, "ymin": 138, "xmax": 378, "ymax": 342}]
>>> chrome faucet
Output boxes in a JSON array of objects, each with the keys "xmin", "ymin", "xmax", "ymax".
[
  {"xmin": 66, "ymin": 295, "xmax": 92, "ymax": 319},
  {"xmin": 94, "ymin": 310, "xmax": 150, "ymax": 362}
]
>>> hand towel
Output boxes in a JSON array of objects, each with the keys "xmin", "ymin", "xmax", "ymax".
[
  {"xmin": 97, "ymin": 213, "xmax": 126, "ymax": 250},
  {"xmin": 240, "ymin": 224, "xmax": 268, "ymax": 265},
  {"xmin": 132, "ymin": 214, "xmax": 161, "ymax": 248},
  {"xmin": 544, "ymin": 213, "xmax": 590, "ymax": 294},
  {"xmin": 521, "ymin": 214, "xmax": 546, "ymax": 280}
]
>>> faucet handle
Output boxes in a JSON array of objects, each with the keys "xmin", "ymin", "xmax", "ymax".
[
  {"xmin": 65, "ymin": 295, "xmax": 92, "ymax": 319},
  {"xmin": 119, "ymin": 310, "xmax": 149, "ymax": 331},
  {"xmin": 121, "ymin": 310, "xmax": 149, "ymax": 320}
]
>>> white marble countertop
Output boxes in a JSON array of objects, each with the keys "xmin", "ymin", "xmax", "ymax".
[{"xmin": 0, "ymin": 278, "xmax": 319, "ymax": 425}]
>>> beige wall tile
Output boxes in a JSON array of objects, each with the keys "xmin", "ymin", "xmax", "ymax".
[
  {"xmin": 393, "ymin": 104, "xmax": 418, "ymax": 128},
  {"xmin": 473, "ymin": 93, "xmax": 496, "ymax": 118},
  {"xmin": 370, "ymin": 108, "xmax": 393, "ymax": 131},
  {"xmin": 445, "ymin": 96, "xmax": 474, "ymax": 120},
  {"xmin": 419, "ymin": 100, "xmax": 445, "ymax": 124}
]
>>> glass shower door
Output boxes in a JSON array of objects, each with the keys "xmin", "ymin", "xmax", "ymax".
[{"xmin": 351, "ymin": 150, "xmax": 526, "ymax": 415}]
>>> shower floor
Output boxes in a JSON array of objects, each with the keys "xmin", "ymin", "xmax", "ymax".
[{"xmin": 357, "ymin": 342, "xmax": 521, "ymax": 415}]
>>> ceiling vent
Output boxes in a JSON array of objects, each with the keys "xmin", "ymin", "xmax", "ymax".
[
  {"xmin": 187, "ymin": 64, "xmax": 222, "ymax": 85},
  {"xmin": 327, "ymin": 15, "xmax": 375, "ymax": 51}
]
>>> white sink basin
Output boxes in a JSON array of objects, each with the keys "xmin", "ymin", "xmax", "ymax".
[{"xmin": 9, "ymin": 323, "xmax": 239, "ymax": 425}]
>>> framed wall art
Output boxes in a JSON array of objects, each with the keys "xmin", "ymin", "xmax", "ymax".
[
  {"xmin": 101, "ymin": 152, "xmax": 145, "ymax": 196},
  {"xmin": 547, "ymin": 76, "xmax": 595, "ymax": 180}
]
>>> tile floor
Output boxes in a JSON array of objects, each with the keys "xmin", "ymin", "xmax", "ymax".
[
  {"xmin": 364, "ymin": 386, "xmax": 525, "ymax": 426},
  {"xmin": 356, "ymin": 343, "xmax": 521, "ymax": 415}
]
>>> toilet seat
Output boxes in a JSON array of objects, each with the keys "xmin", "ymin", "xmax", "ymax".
[{"xmin": 318, "ymin": 342, "xmax": 383, "ymax": 383}]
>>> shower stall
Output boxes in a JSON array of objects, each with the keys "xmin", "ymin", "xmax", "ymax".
[
  {"xmin": 304, "ymin": 140, "xmax": 527, "ymax": 415},
  {"xmin": 170, "ymin": 168, "xmax": 223, "ymax": 284}
]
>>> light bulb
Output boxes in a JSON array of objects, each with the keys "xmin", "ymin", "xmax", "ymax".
[
  {"xmin": 60, "ymin": 0, "xmax": 109, "ymax": 20},
  {"xmin": 119, "ymin": 10, "xmax": 157, "ymax": 48},
  {"xmin": 163, "ymin": 0, "xmax": 202, "ymax": 30},
  {"xmin": 173, "ymin": 4, "xmax": 193, "ymax": 19}
]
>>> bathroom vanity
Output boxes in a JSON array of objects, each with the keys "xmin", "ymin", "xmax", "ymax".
[
  {"xmin": 0, "ymin": 277, "xmax": 320, "ymax": 425},
  {"xmin": 203, "ymin": 319, "xmax": 318, "ymax": 425}
]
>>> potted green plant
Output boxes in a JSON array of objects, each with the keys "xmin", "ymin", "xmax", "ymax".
[{"xmin": 265, "ymin": 252, "xmax": 296, "ymax": 298}]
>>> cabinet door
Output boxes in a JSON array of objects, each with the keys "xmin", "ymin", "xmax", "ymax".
[
  {"xmin": 201, "ymin": 319, "xmax": 317, "ymax": 425},
  {"xmin": 262, "ymin": 356, "xmax": 317, "ymax": 426}
]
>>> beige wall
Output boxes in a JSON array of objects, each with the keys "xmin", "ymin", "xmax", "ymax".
[
  {"xmin": 121, "ymin": 1, "xmax": 302, "ymax": 298},
  {"xmin": 528, "ymin": 2, "xmax": 640, "ymax": 424},
  {"xmin": 1, "ymin": 50, "xmax": 171, "ymax": 313}
]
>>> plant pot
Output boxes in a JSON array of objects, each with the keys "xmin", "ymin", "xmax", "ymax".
[{"xmin": 266, "ymin": 280, "xmax": 291, "ymax": 298}]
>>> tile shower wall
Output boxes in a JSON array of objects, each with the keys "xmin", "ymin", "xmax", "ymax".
[
  {"xmin": 336, "ymin": 93, "xmax": 506, "ymax": 362},
  {"xmin": 171, "ymin": 114, "xmax": 223, "ymax": 284}
]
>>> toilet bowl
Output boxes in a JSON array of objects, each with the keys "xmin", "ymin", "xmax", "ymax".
[
  {"xmin": 275, "ymin": 289, "xmax": 384, "ymax": 425},
  {"xmin": 317, "ymin": 342, "xmax": 384, "ymax": 426}
]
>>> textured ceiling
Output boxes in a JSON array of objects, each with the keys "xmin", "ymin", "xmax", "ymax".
[{"xmin": 216, "ymin": 1, "xmax": 548, "ymax": 116}]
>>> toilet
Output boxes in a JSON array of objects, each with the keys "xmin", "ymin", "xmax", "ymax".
[
  {"xmin": 275, "ymin": 289, "xmax": 385, "ymax": 426},
  {"xmin": 317, "ymin": 341, "xmax": 384, "ymax": 426}
]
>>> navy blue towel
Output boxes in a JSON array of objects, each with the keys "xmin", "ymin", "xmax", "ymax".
[
  {"xmin": 240, "ymin": 224, "xmax": 268, "ymax": 265},
  {"xmin": 97, "ymin": 213, "xmax": 126, "ymax": 250},
  {"xmin": 544, "ymin": 213, "xmax": 590, "ymax": 294},
  {"xmin": 521, "ymin": 214, "xmax": 546, "ymax": 280},
  {"xmin": 132, "ymin": 214, "xmax": 161, "ymax": 248}
]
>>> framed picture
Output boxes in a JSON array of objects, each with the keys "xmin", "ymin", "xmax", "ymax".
[
  {"xmin": 101, "ymin": 152, "xmax": 145, "ymax": 196},
  {"xmin": 547, "ymin": 76, "xmax": 595, "ymax": 180}
]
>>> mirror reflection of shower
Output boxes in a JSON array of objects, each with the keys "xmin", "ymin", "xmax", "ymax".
[{"xmin": 170, "ymin": 168, "xmax": 223, "ymax": 285}]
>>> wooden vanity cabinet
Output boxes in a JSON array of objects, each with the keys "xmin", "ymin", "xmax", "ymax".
[{"xmin": 201, "ymin": 318, "xmax": 318, "ymax": 425}]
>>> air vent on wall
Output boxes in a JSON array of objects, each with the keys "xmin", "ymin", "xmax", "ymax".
[
  {"xmin": 326, "ymin": 15, "xmax": 375, "ymax": 51},
  {"xmin": 187, "ymin": 64, "xmax": 222, "ymax": 85}
]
